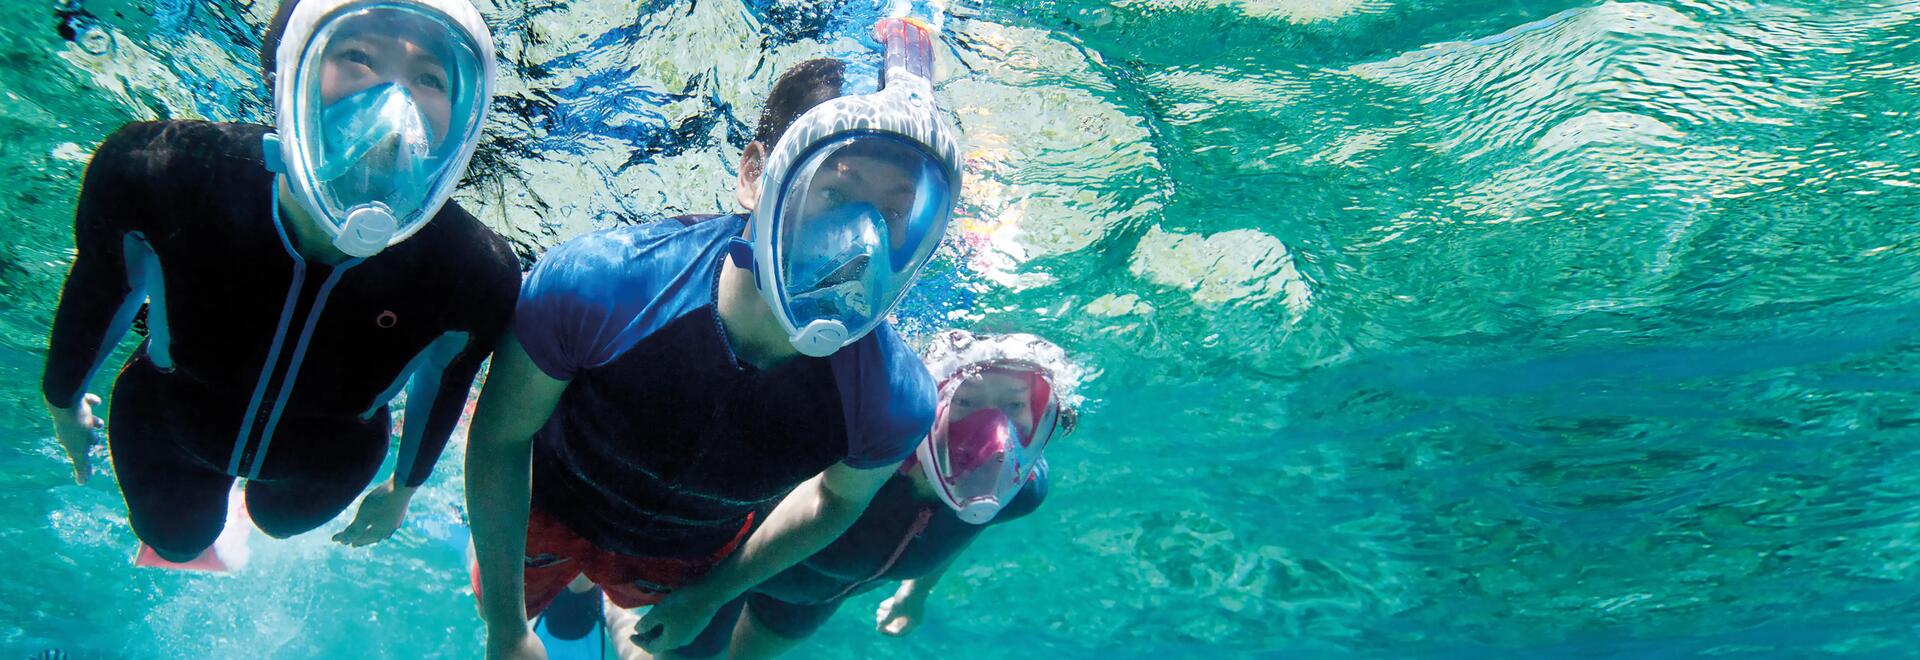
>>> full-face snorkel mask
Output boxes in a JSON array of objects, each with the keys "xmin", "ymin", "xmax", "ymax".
[
  {"xmin": 728, "ymin": 18, "xmax": 964, "ymax": 358},
  {"xmin": 914, "ymin": 331, "xmax": 1083, "ymax": 525},
  {"xmin": 262, "ymin": 0, "xmax": 494, "ymax": 258}
]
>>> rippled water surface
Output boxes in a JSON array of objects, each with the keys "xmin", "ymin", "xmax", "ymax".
[{"xmin": 4, "ymin": 0, "xmax": 1920, "ymax": 657}]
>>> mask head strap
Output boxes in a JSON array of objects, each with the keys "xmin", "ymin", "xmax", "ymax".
[
  {"xmin": 728, "ymin": 236, "xmax": 756, "ymax": 273},
  {"xmin": 262, "ymin": 133, "xmax": 287, "ymax": 173}
]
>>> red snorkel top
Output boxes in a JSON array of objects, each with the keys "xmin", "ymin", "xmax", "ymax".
[{"xmin": 874, "ymin": 17, "xmax": 937, "ymax": 90}]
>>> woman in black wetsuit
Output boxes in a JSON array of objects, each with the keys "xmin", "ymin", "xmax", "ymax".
[
  {"xmin": 609, "ymin": 330, "xmax": 1084, "ymax": 659},
  {"xmin": 40, "ymin": 0, "xmax": 519, "ymax": 563}
]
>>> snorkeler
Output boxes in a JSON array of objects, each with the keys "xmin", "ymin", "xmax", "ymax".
[
  {"xmin": 617, "ymin": 330, "xmax": 1082, "ymax": 659},
  {"xmin": 40, "ymin": 0, "xmax": 519, "ymax": 564},
  {"xmin": 465, "ymin": 18, "xmax": 960, "ymax": 660}
]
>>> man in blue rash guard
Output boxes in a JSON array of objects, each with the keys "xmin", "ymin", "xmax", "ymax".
[
  {"xmin": 40, "ymin": 0, "xmax": 519, "ymax": 562},
  {"xmin": 466, "ymin": 19, "xmax": 963, "ymax": 660}
]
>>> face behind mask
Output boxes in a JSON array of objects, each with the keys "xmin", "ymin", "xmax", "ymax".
[
  {"xmin": 921, "ymin": 407, "xmax": 1028, "ymax": 525},
  {"xmin": 264, "ymin": 0, "xmax": 495, "ymax": 258},
  {"xmin": 917, "ymin": 360, "xmax": 1070, "ymax": 525},
  {"xmin": 782, "ymin": 201, "xmax": 891, "ymax": 323},
  {"xmin": 732, "ymin": 18, "xmax": 963, "ymax": 358}
]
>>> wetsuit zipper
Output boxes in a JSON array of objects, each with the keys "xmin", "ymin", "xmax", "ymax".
[{"xmin": 226, "ymin": 184, "xmax": 362, "ymax": 479}]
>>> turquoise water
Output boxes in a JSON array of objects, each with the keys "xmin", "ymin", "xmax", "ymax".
[{"xmin": 5, "ymin": 0, "xmax": 1920, "ymax": 657}]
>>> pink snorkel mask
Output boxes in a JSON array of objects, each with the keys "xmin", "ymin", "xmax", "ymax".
[{"xmin": 916, "ymin": 361, "xmax": 1069, "ymax": 524}]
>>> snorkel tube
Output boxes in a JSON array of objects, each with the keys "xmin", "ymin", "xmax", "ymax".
[{"xmin": 876, "ymin": 17, "xmax": 938, "ymax": 93}]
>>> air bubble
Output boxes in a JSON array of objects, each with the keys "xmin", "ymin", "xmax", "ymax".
[
  {"xmin": 54, "ymin": 0, "xmax": 114, "ymax": 56},
  {"xmin": 75, "ymin": 23, "xmax": 114, "ymax": 56}
]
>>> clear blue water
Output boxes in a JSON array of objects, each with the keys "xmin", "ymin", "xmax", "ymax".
[{"xmin": 4, "ymin": 0, "xmax": 1920, "ymax": 657}]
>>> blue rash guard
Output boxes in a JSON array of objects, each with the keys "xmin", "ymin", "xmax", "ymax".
[{"xmin": 515, "ymin": 213, "xmax": 936, "ymax": 559}]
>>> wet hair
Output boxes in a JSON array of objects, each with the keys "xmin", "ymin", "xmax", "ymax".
[
  {"xmin": 262, "ymin": 0, "xmax": 301, "ymax": 96},
  {"xmin": 745, "ymin": 58, "xmax": 846, "ymax": 177}
]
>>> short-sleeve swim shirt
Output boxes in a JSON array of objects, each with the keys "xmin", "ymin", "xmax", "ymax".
[{"xmin": 516, "ymin": 214, "xmax": 936, "ymax": 558}]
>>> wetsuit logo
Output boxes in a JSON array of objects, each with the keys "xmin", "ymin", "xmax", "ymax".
[{"xmin": 376, "ymin": 310, "xmax": 398, "ymax": 328}]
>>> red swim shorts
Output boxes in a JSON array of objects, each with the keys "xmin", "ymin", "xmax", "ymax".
[{"xmin": 471, "ymin": 507, "xmax": 754, "ymax": 617}]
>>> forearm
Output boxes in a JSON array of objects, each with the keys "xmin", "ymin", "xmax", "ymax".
[
  {"xmin": 45, "ymin": 137, "xmax": 144, "ymax": 408},
  {"xmin": 379, "ymin": 479, "xmax": 421, "ymax": 497},
  {"xmin": 897, "ymin": 572, "xmax": 943, "ymax": 602},
  {"xmin": 42, "ymin": 244, "xmax": 137, "ymax": 408},
  {"xmin": 693, "ymin": 475, "xmax": 868, "ymax": 601},
  {"xmin": 897, "ymin": 539, "xmax": 967, "ymax": 603},
  {"xmin": 467, "ymin": 427, "xmax": 535, "ymax": 627},
  {"xmin": 462, "ymin": 333, "xmax": 565, "ymax": 629},
  {"xmin": 397, "ymin": 334, "xmax": 481, "ymax": 487}
]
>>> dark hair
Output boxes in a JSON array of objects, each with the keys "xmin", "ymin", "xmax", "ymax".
[
  {"xmin": 261, "ymin": 0, "xmax": 302, "ymax": 95},
  {"xmin": 746, "ymin": 58, "xmax": 845, "ymax": 174}
]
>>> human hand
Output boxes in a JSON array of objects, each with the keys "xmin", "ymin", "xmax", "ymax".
[
  {"xmin": 332, "ymin": 481, "xmax": 415, "ymax": 547},
  {"xmin": 876, "ymin": 588, "xmax": 927, "ymax": 636},
  {"xmin": 630, "ymin": 586, "xmax": 726, "ymax": 653},
  {"xmin": 485, "ymin": 624, "xmax": 546, "ymax": 660},
  {"xmin": 47, "ymin": 394, "xmax": 103, "ymax": 485}
]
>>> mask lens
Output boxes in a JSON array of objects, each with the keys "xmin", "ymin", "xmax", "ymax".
[
  {"xmin": 772, "ymin": 132, "xmax": 953, "ymax": 340},
  {"xmin": 287, "ymin": 5, "xmax": 486, "ymax": 234},
  {"xmin": 973, "ymin": 362, "xmax": 1061, "ymax": 456}
]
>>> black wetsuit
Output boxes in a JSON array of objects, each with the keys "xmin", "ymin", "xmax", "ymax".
[
  {"xmin": 42, "ymin": 121, "xmax": 520, "ymax": 560},
  {"xmin": 678, "ymin": 466, "xmax": 1048, "ymax": 656}
]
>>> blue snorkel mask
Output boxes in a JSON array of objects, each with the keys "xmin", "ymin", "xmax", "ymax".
[
  {"xmin": 262, "ymin": 0, "xmax": 495, "ymax": 258},
  {"xmin": 731, "ymin": 18, "xmax": 963, "ymax": 358}
]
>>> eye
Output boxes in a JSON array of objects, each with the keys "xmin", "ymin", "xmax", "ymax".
[
  {"xmin": 413, "ymin": 72, "xmax": 448, "ymax": 93},
  {"xmin": 337, "ymin": 48, "xmax": 375, "ymax": 69},
  {"xmin": 821, "ymin": 188, "xmax": 849, "ymax": 206},
  {"xmin": 952, "ymin": 397, "xmax": 976, "ymax": 409}
]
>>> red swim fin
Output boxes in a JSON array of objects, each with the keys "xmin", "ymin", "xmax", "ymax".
[{"xmin": 132, "ymin": 485, "xmax": 253, "ymax": 573}]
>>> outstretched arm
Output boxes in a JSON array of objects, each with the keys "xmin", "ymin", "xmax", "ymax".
[
  {"xmin": 466, "ymin": 333, "xmax": 568, "ymax": 660},
  {"xmin": 877, "ymin": 536, "xmax": 974, "ymax": 636},
  {"xmin": 882, "ymin": 463, "xmax": 1051, "ymax": 636},
  {"xmin": 632, "ymin": 460, "xmax": 898, "ymax": 652},
  {"xmin": 43, "ymin": 125, "xmax": 154, "ymax": 484},
  {"xmin": 334, "ymin": 331, "xmax": 482, "ymax": 547}
]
